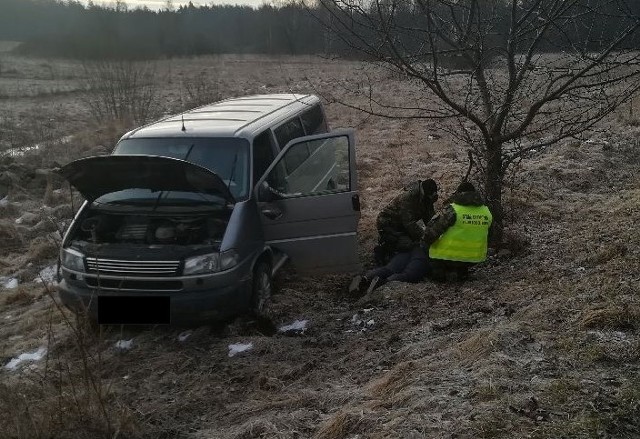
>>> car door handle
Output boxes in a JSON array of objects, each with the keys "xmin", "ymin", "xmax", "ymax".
[
  {"xmin": 352, "ymin": 194, "xmax": 361, "ymax": 211},
  {"xmin": 261, "ymin": 207, "xmax": 283, "ymax": 220}
]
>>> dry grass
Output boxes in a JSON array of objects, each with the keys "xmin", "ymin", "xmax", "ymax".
[
  {"xmin": 580, "ymin": 306, "xmax": 640, "ymax": 331},
  {"xmin": 0, "ymin": 219, "xmax": 23, "ymax": 250},
  {"xmin": 26, "ymin": 236, "xmax": 59, "ymax": 264},
  {"xmin": 1, "ymin": 53, "xmax": 640, "ymax": 439},
  {"xmin": 313, "ymin": 409, "xmax": 370, "ymax": 439},
  {"xmin": 368, "ymin": 360, "xmax": 416, "ymax": 398},
  {"xmin": 456, "ymin": 330, "xmax": 498, "ymax": 365},
  {"xmin": 3, "ymin": 287, "xmax": 34, "ymax": 306},
  {"xmin": 0, "ymin": 288, "xmax": 142, "ymax": 439}
]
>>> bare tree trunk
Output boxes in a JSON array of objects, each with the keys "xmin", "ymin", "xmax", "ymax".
[{"xmin": 485, "ymin": 141, "xmax": 503, "ymax": 245}]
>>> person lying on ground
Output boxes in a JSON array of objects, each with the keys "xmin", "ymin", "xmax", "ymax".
[
  {"xmin": 422, "ymin": 182, "xmax": 493, "ymax": 282},
  {"xmin": 374, "ymin": 179, "xmax": 438, "ymax": 265},
  {"xmin": 349, "ymin": 245, "xmax": 428, "ymax": 296}
]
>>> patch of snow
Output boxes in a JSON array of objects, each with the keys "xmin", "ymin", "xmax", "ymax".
[
  {"xmin": 228, "ymin": 342, "xmax": 253, "ymax": 357},
  {"xmin": 278, "ymin": 319, "xmax": 308, "ymax": 334},
  {"xmin": 0, "ymin": 196, "xmax": 8, "ymax": 207},
  {"xmin": 2, "ymin": 135, "xmax": 73, "ymax": 158},
  {"xmin": 1, "ymin": 277, "xmax": 18, "ymax": 289},
  {"xmin": 35, "ymin": 265, "xmax": 57, "ymax": 284},
  {"xmin": 5, "ymin": 347, "xmax": 47, "ymax": 371},
  {"xmin": 350, "ymin": 313, "xmax": 375, "ymax": 332},
  {"xmin": 115, "ymin": 339, "xmax": 134, "ymax": 350},
  {"xmin": 177, "ymin": 331, "xmax": 192, "ymax": 342},
  {"xmin": 15, "ymin": 212, "xmax": 38, "ymax": 225}
]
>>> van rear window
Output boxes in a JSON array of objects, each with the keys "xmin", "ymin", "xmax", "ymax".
[
  {"xmin": 275, "ymin": 118, "xmax": 305, "ymax": 148},
  {"xmin": 301, "ymin": 105, "xmax": 327, "ymax": 135}
]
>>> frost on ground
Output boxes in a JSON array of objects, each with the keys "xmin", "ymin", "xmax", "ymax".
[
  {"xmin": 177, "ymin": 330, "xmax": 192, "ymax": 342},
  {"xmin": 278, "ymin": 319, "xmax": 308, "ymax": 334},
  {"xmin": 1, "ymin": 277, "xmax": 18, "ymax": 289},
  {"xmin": 35, "ymin": 265, "xmax": 57, "ymax": 284},
  {"xmin": 228, "ymin": 342, "xmax": 253, "ymax": 357},
  {"xmin": 115, "ymin": 339, "xmax": 134, "ymax": 350},
  {"xmin": 5, "ymin": 347, "xmax": 47, "ymax": 370}
]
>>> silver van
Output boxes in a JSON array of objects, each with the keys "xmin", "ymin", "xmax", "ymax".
[{"xmin": 57, "ymin": 94, "xmax": 360, "ymax": 324}]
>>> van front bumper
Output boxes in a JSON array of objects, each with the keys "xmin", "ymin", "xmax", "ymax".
[{"xmin": 58, "ymin": 259, "xmax": 253, "ymax": 325}]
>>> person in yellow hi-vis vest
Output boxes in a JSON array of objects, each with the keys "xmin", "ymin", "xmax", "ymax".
[{"xmin": 421, "ymin": 182, "xmax": 492, "ymax": 281}]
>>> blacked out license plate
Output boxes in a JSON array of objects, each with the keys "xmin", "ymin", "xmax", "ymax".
[{"xmin": 97, "ymin": 296, "xmax": 170, "ymax": 325}]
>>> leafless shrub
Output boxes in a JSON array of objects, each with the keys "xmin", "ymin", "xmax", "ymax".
[
  {"xmin": 81, "ymin": 60, "xmax": 160, "ymax": 125},
  {"xmin": 0, "ymin": 284, "xmax": 140, "ymax": 439},
  {"xmin": 181, "ymin": 70, "xmax": 221, "ymax": 108}
]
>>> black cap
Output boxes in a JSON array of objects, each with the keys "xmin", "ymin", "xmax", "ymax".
[
  {"xmin": 421, "ymin": 179, "xmax": 438, "ymax": 203},
  {"xmin": 421, "ymin": 178, "xmax": 438, "ymax": 195},
  {"xmin": 456, "ymin": 181, "xmax": 475, "ymax": 193}
]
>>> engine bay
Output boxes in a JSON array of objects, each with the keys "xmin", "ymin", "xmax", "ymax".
[{"xmin": 71, "ymin": 209, "xmax": 229, "ymax": 246}]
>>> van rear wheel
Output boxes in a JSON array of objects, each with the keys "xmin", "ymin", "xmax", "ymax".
[{"xmin": 251, "ymin": 261, "xmax": 272, "ymax": 318}]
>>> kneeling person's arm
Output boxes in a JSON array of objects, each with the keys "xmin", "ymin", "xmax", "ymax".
[{"xmin": 422, "ymin": 206, "xmax": 457, "ymax": 248}]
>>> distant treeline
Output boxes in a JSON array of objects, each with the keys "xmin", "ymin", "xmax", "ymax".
[
  {"xmin": 2, "ymin": 0, "xmax": 639, "ymax": 60},
  {"xmin": 2, "ymin": 0, "xmax": 331, "ymax": 59}
]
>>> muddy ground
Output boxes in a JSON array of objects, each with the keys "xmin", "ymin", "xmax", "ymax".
[{"xmin": 1, "ymin": 48, "xmax": 639, "ymax": 439}]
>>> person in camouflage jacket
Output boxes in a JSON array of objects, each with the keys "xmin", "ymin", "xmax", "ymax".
[
  {"xmin": 374, "ymin": 179, "xmax": 438, "ymax": 264},
  {"xmin": 422, "ymin": 181, "xmax": 492, "ymax": 281}
]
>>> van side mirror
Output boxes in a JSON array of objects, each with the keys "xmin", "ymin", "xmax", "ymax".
[{"xmin": 257, "ymin": 181, "xmax": 273, "ymax": 202}]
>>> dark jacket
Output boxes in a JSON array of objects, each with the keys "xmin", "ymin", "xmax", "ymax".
[
  {"xmin": 421, "ymin": 190, "xmax": 486, "ymax": 248},
  {"xmin": 377, "ymin": 181, "xmax": 435, "ymax": 244}
]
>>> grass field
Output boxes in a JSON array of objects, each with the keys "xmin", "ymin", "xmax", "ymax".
[{"xmin": 1, "ymin": 51, "xmax": 639, "ymax": 438}]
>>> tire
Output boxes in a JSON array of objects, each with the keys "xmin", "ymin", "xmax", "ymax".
[{"xmin": 250, "ymin": 261, "xmax": 272, "ymax": 318}]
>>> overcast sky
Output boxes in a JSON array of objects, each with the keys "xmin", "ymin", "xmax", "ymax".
[{"xmin": 90, "ymin": 0, "xmax": 267, "ymax": 10}]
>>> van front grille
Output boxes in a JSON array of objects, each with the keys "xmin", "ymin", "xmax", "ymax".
[
  {"xmin": 85, "ymin": 277, "xmax": 182, "ymax": 291},
  {"xmin": 85, "ymin": 258, "xmax": 180, "ymax": 277}
]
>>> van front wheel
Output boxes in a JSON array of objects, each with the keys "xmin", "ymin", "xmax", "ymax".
[{"xmin": 251, "ymin": 261, "xmax": 272, "ymax": 318}]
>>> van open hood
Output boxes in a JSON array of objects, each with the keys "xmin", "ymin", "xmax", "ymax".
[{"xmin": 58, "ymin": 155, "xmax": 235, "ymax": 203}]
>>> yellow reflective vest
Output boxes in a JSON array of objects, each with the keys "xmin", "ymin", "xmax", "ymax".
[{"xmin": 429, "ymin": 203, "xmax": 492, "ymax": 263}]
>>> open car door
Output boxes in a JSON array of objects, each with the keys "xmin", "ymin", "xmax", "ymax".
[{"xmin": 255, "ymin": 129, "xmax": 360, "ymax": 274}]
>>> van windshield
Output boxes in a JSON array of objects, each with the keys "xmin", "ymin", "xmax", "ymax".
[{"xmin": 113, "ymin": 137, "xmax": 250, "ymax": 201}]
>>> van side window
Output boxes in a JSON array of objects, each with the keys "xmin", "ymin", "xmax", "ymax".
[
  {"xmin": 253, "ymin": 131, "xmax": 275, "ymax": 185},
  {"xmin": 275, "ymin": 117, "xmax": 309, "ymax": 173},
  {"xmin": 301, "ymin": 105, "xmax": 327, "ymax": 135},
  {"xmin": 265, "ymin": 135, "xmax": 351, "ymax": 198},
  {"xmin": 274, "ymin": 117, "xmax": 305, "ymax": 149}
]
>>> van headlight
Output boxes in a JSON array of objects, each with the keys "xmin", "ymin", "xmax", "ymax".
[
  {"xmin": 61, "ymin": 248, "xmax": 85, "ymax": 272},
  {"xmin": 183, "ymin": 250, "xmax": 239, "ymax": 275}
]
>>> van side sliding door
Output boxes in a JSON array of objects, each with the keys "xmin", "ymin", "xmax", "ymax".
[{"xmin": 255, "ymin": 129, "xmax": 360, "ymax": 274}]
